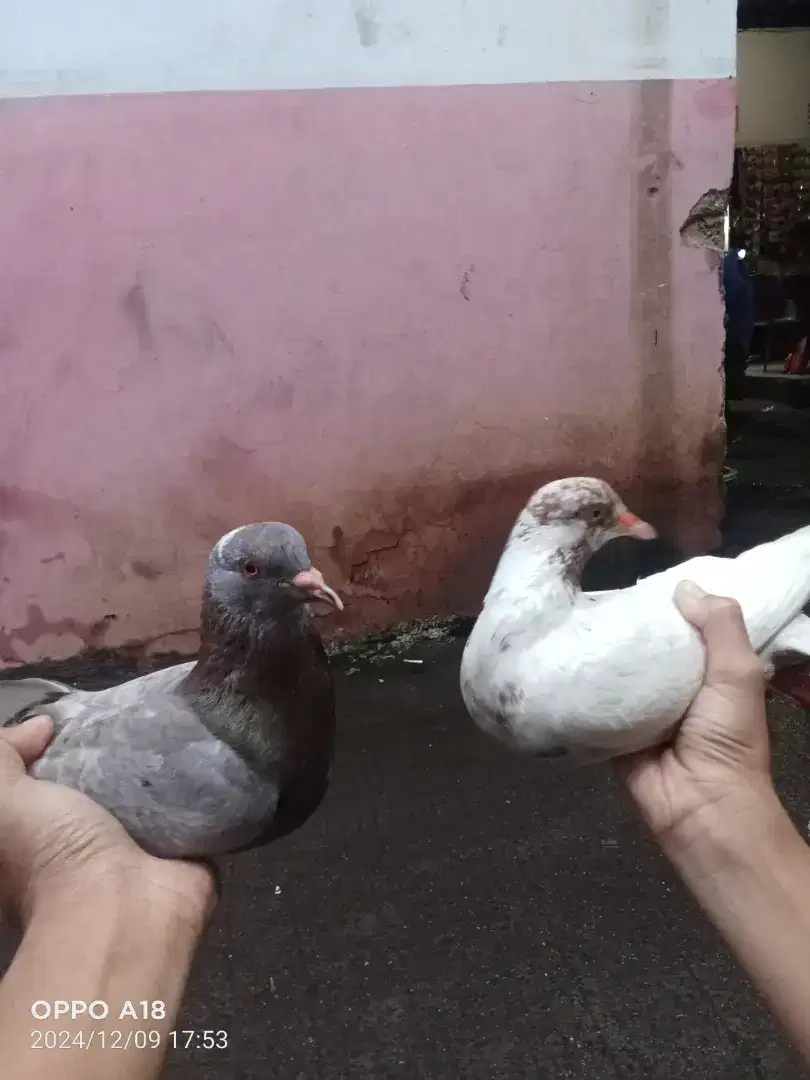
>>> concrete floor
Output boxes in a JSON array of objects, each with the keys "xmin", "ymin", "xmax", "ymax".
[{"xmin": 158, "ymin": 639, "xmax": 809, "ymax": 1080}]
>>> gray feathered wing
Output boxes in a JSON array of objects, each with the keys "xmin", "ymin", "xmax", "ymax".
[{"xmin": 0, "ymin": 665, "xmax": 278, "ymax": 859}]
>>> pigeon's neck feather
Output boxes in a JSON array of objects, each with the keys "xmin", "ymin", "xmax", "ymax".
[
  {"xmin": 183, "ymin": 611, "xmax": 322, "ymax": 774},
  {"xmin": 475, "ymin": 522, "xmax": 586, "ymax": 645},
  {"xmin": 492, "ymin": 519, "xmax": 589, "ymax": 596}
]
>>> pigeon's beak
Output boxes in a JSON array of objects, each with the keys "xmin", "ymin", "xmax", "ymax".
[
  {"xmin": 292, "ymin": 568, "xmax": 344, "ymax": 611},
  {"xmin": 615, "ymin": 509, "xmax": 658, "ymax": 541}
]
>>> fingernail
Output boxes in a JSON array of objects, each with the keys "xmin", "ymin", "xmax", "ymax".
[{"xmin": 676, "ymin": 580, "xmax": 707, "ymax": 602}]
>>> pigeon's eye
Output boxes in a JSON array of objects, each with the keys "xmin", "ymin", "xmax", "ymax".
[
  {"xmin": 242, "ymin": 561, "xmax": 261, "ymax": 580},
  {"xmin": 588, "ymin": 507, "xmax": 605, "ymax": 522}
]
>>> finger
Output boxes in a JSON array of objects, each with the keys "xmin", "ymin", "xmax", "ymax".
[
  {"xmin": 0, "ymin": 715, "xmax": 54, "ymax": 775},
  {"xmin": 673, "ymin": 581, "xmax": 764, "ymax": 688}
]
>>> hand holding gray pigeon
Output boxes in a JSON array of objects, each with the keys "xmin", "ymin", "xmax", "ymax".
[{"xmin": 0, "ymin": 523, "xmax": 342, "ymax": 859}]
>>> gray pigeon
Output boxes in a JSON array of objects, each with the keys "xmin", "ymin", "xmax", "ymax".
[{"xmin": 0, "ymin": 523, "xmax": 342, "ymax": 859}]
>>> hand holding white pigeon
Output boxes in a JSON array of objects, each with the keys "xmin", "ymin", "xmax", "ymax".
[{"xmin": 460, "ymin": 477, "xmax": 810, "ymax": 762}]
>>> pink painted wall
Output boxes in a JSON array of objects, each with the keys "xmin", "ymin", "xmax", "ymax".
[{"xmin": 0, "ymin": 79, "xmax": 735, "ymax": 664}]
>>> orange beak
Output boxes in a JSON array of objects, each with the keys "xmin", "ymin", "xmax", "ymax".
[{"xmin": 616, "ymin": 510, "xmax": 657, "ymax": 540}]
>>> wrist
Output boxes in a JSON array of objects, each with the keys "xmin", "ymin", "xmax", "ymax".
[
  {"xmin": 1, "ymin": 856, "xmax": 212, "ymax": 1078},
  {"xmin": 658, "ymin": 782, "xmax": 794, "ymax": 884},
  {"xmin": 29, "ymin": 854, "xmax": 214, "ymax": 941},
  {"xmin": 657, "ymin": 783, "xmax": 810, "ymax": 1067}
]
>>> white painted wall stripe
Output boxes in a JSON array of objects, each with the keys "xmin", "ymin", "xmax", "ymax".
[{"xmin": 0, "ymin": 0, "xmax": 737, "ymax": 100}]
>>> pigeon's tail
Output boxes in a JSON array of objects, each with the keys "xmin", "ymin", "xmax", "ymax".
[
  {"xmin": 767, "ymin": 613, "xmax": 810, "ymax": 658},
  {"xmin": 0, "ymin": 677, "xmax": 74, "ymax": 727}
]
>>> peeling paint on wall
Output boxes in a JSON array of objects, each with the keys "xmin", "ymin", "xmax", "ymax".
[{"xmin": 680, "ymin": 187, "xmax": 730, "ymax": 252}]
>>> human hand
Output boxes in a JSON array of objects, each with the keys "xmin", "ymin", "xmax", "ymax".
[
  {"xmin": 616, "ymin": 580, "xmax": 774, "ymax": 852},
  {"xmin": 0, "ymin": 716, "xmax": 216, "ymax": 930}
]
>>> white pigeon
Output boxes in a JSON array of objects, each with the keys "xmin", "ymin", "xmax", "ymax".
[{"xmin": 460, "ymin": 476, "xmax": 810, "ymax": 763}]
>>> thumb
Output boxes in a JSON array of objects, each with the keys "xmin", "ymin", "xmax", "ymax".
[
  {"xmin": 673, "ymin": 580, "xmax": 763, "ymax": 688},
  {"xmin": 0, "ymin": 716, "xmax": 54, "ymax": 777}
]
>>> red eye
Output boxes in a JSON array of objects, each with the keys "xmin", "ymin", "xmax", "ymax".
[{"xmin": 242, "ymin": 561, "xmax": 260, "ymax": 579}]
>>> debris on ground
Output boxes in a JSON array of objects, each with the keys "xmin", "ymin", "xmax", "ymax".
[{"xmin": 326, "ymin": 614, "xmax": 473, "ymax": 674}]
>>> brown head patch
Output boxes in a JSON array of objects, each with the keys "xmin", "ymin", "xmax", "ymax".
[{"xmin": 527, "ymin": 477, "xmax": 621, "ymax": 528}]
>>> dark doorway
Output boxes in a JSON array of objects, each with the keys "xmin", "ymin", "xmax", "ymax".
[{"xmin": 722, "ymin": 0, "xmax": 810, "ymax": 545}]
